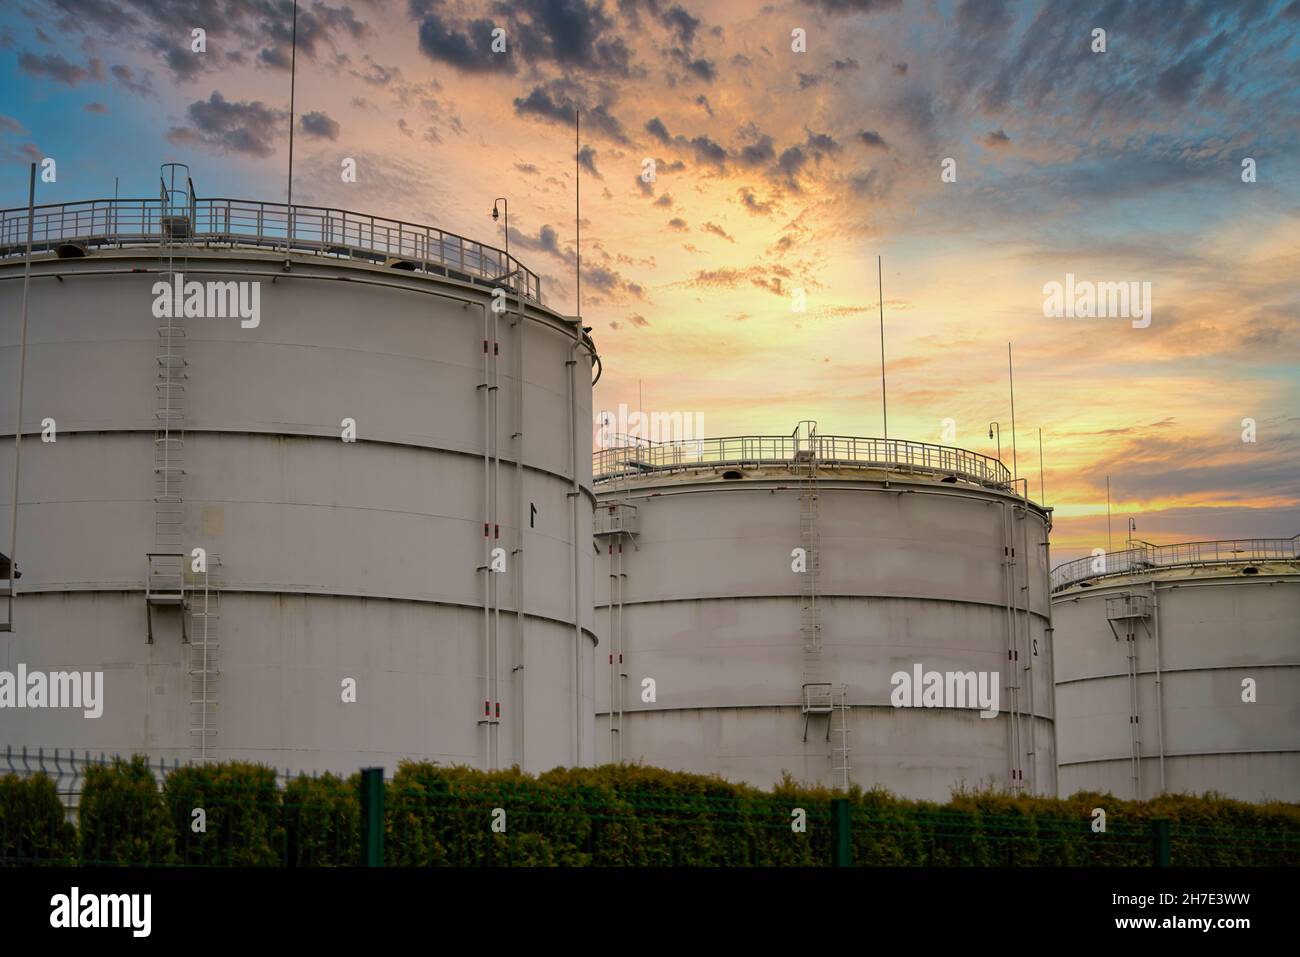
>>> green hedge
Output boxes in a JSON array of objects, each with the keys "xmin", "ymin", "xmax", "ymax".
[
  {"xmin": 381, "ymin": 764, "xmax": 1299, "ymax": 867},
  {"xmin": 164, "ymin": 762, "xmax": 283, "ymax": 865},
  {"xmin": 78, "ymin": 756, "xmax": 173, "ymax": 865},
  {"xmin": 0, "ymin": 773, "xmax": 76, "ymax": 865},
  {"xmin": 2, "ymin": 759, "xmax": 1297, "ymax": 866},
  {"xmin": 386, "ymin": 764, "xmax": 591, "ymax": 866},
  {"xmin": 284, "ymin": 772, "xmax": 359, "ymax": 866}
]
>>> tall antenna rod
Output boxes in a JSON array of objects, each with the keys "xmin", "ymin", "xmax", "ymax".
[
  {"xmin": 575, "ymin": 108, "xmax": 581, "ymax": 322},
  {"xmin": 7, "ymin": 163, "xmax": 35, "ymax": 629},
  {"xmin": 1008, "ymin": 342, "xmax": 1018, "ymax": 488},
  {"xmin": 878, "ymin": 255, "xmax": 888, "ymax": 448},
  {"xmin": 286, "ymin": 0, "xmax": 299, "ymax": 244}
]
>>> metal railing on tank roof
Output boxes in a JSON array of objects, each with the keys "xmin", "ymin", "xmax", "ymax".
[
  {"xmin": 0, "ymin": 196, "xmax": 542, "ymax": 303},
  {"xmin": 1050, "ymin": 534, "xmax": 1300, "ymax": 593},
  {"xmin": 593, "ymin": 434, "xmax": 1014, "ymax": 489}
]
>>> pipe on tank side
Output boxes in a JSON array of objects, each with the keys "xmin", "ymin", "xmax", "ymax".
[
  {"xmin": 1018, "ymin": 505, "xmax": 1037, "ymax": 792},
  {"xmin": 613, "ymin": 535, "xmax": 618, "ymax": 759},
  {"xmin": 512, "ymin": 290, "xmax": 526, "ymax": 770},
  {"xmin": 606, "ymin": 518, "xmax": 629, "ymax": 763},
  {"xmin": 1042, "ymin": 513, "xmax": 1059, "ymax": 798},
  {"xmin": 6, "ymin": 164, "xmax": 36, "ymax": 636},
  {"xmin": 567, "ymin": 335, "xmax": 584, "ymax": 766},
  {"xmin": 999, "ymin": 501, "xmax": 1018, "ymax": 791},
  {"xmin": 1151, "ymin": 579, "xmax": 1165, "ymax": 794},
  {"xmin": 481, "ymin": 299, "xmax": 492, "ymax": 769},
  {"xmin": 1008, "ymin": 503, "xmax": 1020, "ymax": 789},
  {"xmin": 564, "ymin": 325, "xmax": 601, "ymax": 764},
  {"xmin": 608, "ymin": 527, "xmax": 616, "ymax": 761},
  {"xmin": 1135, "ymin": 618, "xmax": 1142, "ymax": 798},
  {"xmin": 1127, "ymin": 602, "xmax": 1141, "ymax": 800},
  {"xmin": 616, "ymin": 533, "xmax": 628, "ymax": 762},
  {"xmin": 492, "ymin": 298, "xmax": 503, "ymax": 770}
]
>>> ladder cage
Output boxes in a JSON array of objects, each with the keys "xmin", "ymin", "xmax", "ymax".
[
  {"xmin": 187, "ymin": 556, "xmax": 223, "ymax": 762},
  {"xmin": 159, "ymin": 163, "xmax": 194, "ymax": 239},
  {"xmin": 147, "ymin": 165, "xmax": 192, "ymax": 643},
  {"xmin": 793, "ymin": 421, "xmax": 851, "ymax": 789}
]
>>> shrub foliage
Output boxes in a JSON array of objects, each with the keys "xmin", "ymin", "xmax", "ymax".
[
  {"xmin": 0, "ymin": 773, "xmax": 76, "ymax": 865},
  {"xmin": 3, "ymin": 759, "xmax": 1297, "ymax": 866}
]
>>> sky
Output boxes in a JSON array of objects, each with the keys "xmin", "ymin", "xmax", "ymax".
[{"xmin": 1, "ymin": 0, "xmax": 1298, "ymax": 565}]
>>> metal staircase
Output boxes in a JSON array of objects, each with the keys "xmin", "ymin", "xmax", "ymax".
[
  {"xmin": 146, "ymin": 163, "xmax": 191, "ymax": 643},
  {"xmin": 188, "ymin": 555, "xmax": 221, "ymax": 762},
  {"xmin": 794, "ymin": 421, "xmax": 850, "ymax": 789}
]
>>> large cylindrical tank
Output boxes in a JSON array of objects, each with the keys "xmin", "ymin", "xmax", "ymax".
[
  {"xmin": 1051, "ymin": 538, "xmax": 1300, "ymax": 802},
  {"xmin": 593, "ymin": 430, "xmax": 1055, "ymax": 801},
  {"xmin": 0, "ymin": 191, "xmax": 598, "ymax": 774}
]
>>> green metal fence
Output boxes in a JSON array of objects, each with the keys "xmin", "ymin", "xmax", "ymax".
[{"xmin": 3, "ymin": 761, "xmax": 1297, "ymax": 867}]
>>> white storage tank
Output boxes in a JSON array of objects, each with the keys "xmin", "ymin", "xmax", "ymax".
[
  {"xmin": 1052, "ymin": 536, "xmax": 1300, "ymax": 802},
  {"xmin": 594, "ymin": 425, "xmax": 1056, "ymax": 801},
  {"xmin": 0, "ymin": 173, "xmax": 599, "ymax": 774}
]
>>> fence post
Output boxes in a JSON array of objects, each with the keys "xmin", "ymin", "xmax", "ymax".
[
  {"xmin": 360, "ymin": 768, "xmax": 384, "ymax": 867},
  {"xmin": 1151, "ymin": 819, "xmax": 1171, "ymax": 867},
  {"xmin": 831, "ymin": 798, "xmax": 851, "ymax": 867}
]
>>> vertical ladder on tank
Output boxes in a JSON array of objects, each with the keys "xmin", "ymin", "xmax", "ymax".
[
  {"xmin": 1106, "ymin": 592, "xmax": 1152, "ymax": 799},
  {"xmin": 595, "ymin": 502, "xmax": 638, "ymax": 762},
  {"xmin": 1125, "ymin": 619, "xmax": 1140, "ymax": 799},
  {"xmin": 610, "ymin": 532, "xmax": 625, "ymax": 761},
  {"xmin": 796, "ymin": 420, "xmax": 822, "ymax": 691},
  {"xmin": 794, "ymin": 421, "xmax": 850, "ymax": 788},
  {"xmin": 147, "ymin": 163, "xmax": 192, "ymax": 642},
  {"xmin": 475, "ymin": 298, "xmax": 502, "ymax": 771},
  {"xmin": 188, "ymin": 555, "xmax": 221, "ymax": 762},
  {"xmin": 830, "ymin": 687, "xmax": 851, "ymax": 792}
]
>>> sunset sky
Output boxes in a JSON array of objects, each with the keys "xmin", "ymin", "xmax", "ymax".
[{"xmin": 2, "ymin": 0, "xmax": 1297, "ymax": 564}]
